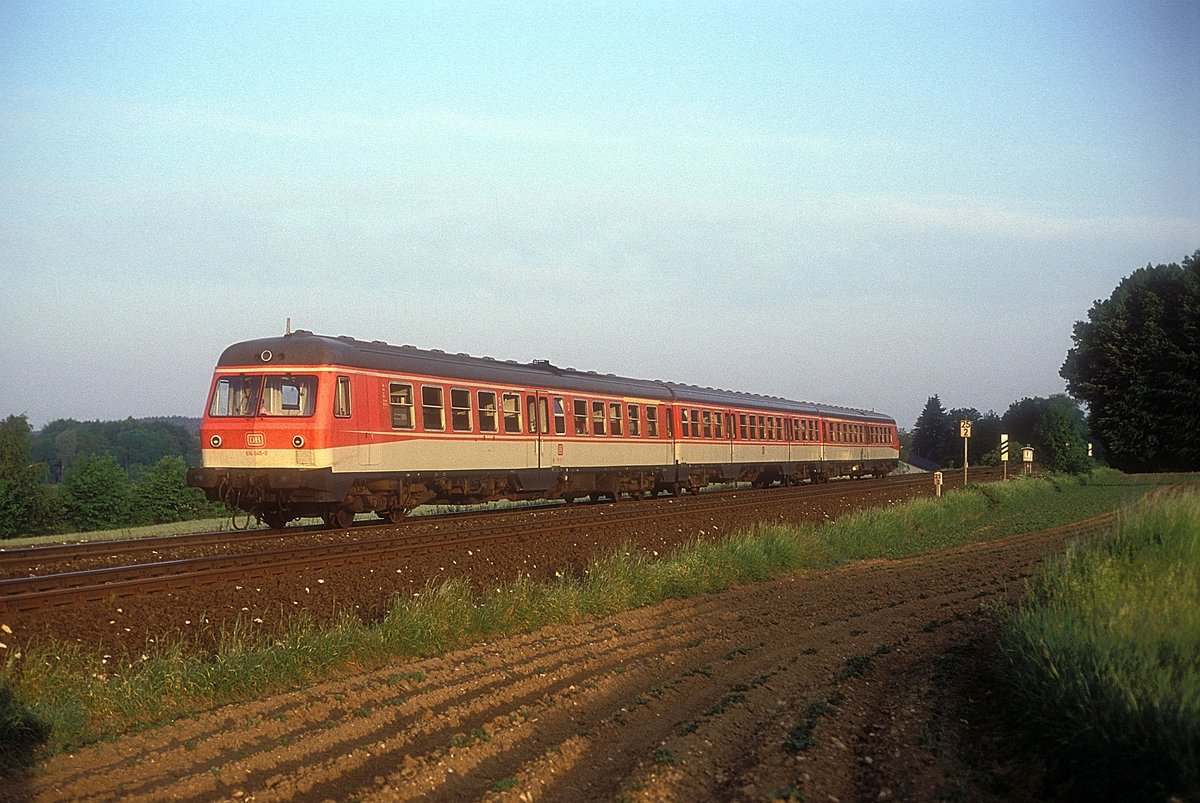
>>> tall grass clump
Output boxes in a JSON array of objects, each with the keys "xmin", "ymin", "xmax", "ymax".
[{"xmin": 997, "ymin": 490, "xmax": 1200, "ymax": 800}]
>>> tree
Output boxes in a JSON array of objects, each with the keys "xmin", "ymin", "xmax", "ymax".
[
  {"xmin": 1061, "ymin": 250, "xmax": 1200, "ymax": 471},
  {"xmin": 60, "ymin": 453, "xmax": 131, "ymax": 532},
  {"xmin": 912, "ymin": 395, "xmax": 955, "ymax": 466},
  {"xmin": 0, "ymin": 415, "xmax": 50, "ymax": 538},
  {"xmin": 1033, "ymin": 404, "xmax": 1092, "ymax": 474},
  {"xmin": 130, "ymin": 456, "xmax": 215, "ymax": 524}
]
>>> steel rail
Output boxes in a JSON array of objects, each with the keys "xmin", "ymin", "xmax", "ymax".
[
  {"xmin": 0, "ymin": 470, "xmax": 997, "ymax": 572},
  {"xmin": 0, "ymin": 468, "xmax": 1009, "ymax": 614}
]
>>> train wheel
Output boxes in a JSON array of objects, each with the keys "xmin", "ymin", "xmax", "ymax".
[
  {"xmin": 262, "ymin": 511, "xmax": 289, "ymax": 530},
  {"xmin": 324, "ymin": 508, "xmax": 355, "ymax": 529},
  {"xmin": 385, "ymin": 508, "xmax": 408, "ymax": 524}
]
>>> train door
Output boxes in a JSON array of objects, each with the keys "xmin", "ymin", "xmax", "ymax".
[
  {"xmin": 524, "ymin": 392, "xmax": 550, "ymax": 468},
  {"xmin": 546, "ymin": 396, "xmax": 565, "ymax": 467},
  {"xmin": 357, "ymin": 377, "xmax": 381, "ymax": 467},
  {"xmin": 668, "ymin": 406, "xmax": 681, "ymax": 464},
  {"xmin": 726, "ymin": 411, "xmax": 736, "ymax": 465}
]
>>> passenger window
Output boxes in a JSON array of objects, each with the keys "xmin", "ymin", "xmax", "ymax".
[
  {"xmin": 502, "ymin": 393, "xmax": 521, "ymax": 434},
  {"xmin": 538, "ymin": 397, "xmax": 550, "ymax": 434},
  {"xmin": 334, "ymin": 376, "xmax": 352, "ymax": 418},
  {"xmin": 702, "ymin": 411, "xmax": 712, "ymax": 438},
  {"xmin": 609, "ymin": 402, "xmax": 622, "ymax": 436},
  {"xmin": 592, "ymin": 401, "xmax": 606, "ymax": 435},
  {"xmin": 450, "ymin": 388, "xmax": 471, "ymax": 432},
  {"xmin": 714, "ymin": 411, "xmax": 724, "ymax": 439},
  {"xmin": 628, "ymin": 404, "xmax": 641, "ymax": 436},
  {"xmin": 526, "ymin": 396, "xmax": 538, "ymax": 434},
  {"xmin": 646, "ymin": 406, "xmax": 659, "ymax": 437},
  {"xmin": 690, "ymin": 408, "xmax": 700, "ymax": 438},
  {"xmin": 389, "ymin": 382, "xmax": 414, "ymax": 429},
  {"xmin": 553, "ymin": 397, "xmax": 566, "ymax": 436},
  {"xmin": 739, "ymin": 413, "xmax": 747, "ymax": 440},
  {"xmin": 574, "ymin": 399, "xmax": 589, "ymax": 435},
  {"xmin": 422, "ymin": 385, "xmax": 444, "ymax": 431},
  {"xmin": 758, "ymin": 417, "xmax": 766, "ymax": 440},
  {"xmin": 478, "ymin": 390, "xmax": 498, "ymax": 433},
  {"xmin": 680, "ymin": 409, "xmax": 690, "ymax": 438}
]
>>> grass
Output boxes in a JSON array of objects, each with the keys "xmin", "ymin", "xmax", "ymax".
[
  {"xmin": 1, "ymin": 470, "xmax": 1195, "ymax": 764},
  {"xmin": 996, "ymin": 486, "xmax": 1200, "ymax": 800}
]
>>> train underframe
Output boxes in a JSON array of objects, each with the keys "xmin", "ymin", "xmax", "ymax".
[{"xmin": 187, "ymin": 457, "xmax": 899, "ymax": 530}]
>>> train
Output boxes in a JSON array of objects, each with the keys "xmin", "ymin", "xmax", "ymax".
[{"xmin": 186, "ymin": 331, "xmax": 900, "ymax": 529}]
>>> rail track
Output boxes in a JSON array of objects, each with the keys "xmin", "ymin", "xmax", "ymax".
[{"xmin": 0, "ymin": 468, "xmax": 1007, "ymax": 614}]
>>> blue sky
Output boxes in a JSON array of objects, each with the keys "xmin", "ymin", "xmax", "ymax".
[{"xmin": 2, "ymin": 1, "xmax": 1197, "ymax": 431}]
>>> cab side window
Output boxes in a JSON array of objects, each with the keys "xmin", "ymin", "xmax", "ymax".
[{"xmin": 334, "ymin": 376, "xmax": 352, "ymax": 418}]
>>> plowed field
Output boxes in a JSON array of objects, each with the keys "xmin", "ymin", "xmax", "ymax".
[{"xmin": 7, "ymin": 517, "xmax": 1079, "ymax": 802}]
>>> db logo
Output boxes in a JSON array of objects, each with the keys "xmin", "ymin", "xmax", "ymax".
[{"xmin": 246, "ymin": 432, "xmax": 265, "ymax": 448}]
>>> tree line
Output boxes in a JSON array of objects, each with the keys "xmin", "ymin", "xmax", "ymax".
[
  {"xmin": 907, "ymin": 393, "xmax": 1092, "ymax": 473},
  {"xmin": 0, "ymin": 415, "xmax": 220, "ymax": 539}
]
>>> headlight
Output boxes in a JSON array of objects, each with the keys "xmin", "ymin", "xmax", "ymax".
[
  {"xmin": 210, "ymin": 435, "xmax": 222, "ymax": 448},
  {"xmin": 292, "ymin": 435, "xmax": 305, "ymax": 448}
]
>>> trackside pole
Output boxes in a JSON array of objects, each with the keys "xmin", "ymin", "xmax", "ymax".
[{"xmin": 959, "ymin": 419, "xmax": 972, "ymax": 486}]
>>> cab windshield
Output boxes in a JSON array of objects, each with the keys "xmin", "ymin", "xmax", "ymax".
[{"xmin": 209, "ymin": 375, "xmax": 317, "ymax": 417}]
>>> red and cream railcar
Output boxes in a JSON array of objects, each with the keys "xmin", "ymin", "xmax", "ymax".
[{"xmin": 187, "ymin": 332, "xmax": 899, "ymax": 528}]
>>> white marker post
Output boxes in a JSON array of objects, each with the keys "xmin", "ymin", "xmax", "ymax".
[
  {"xmin": 1022, "ymin": 446, "xmax": 1034, "ymax": 476},
  {"xmin": 934, "ymin": 471, "xmax": 944, "ymax": 498},
  {"xmin": 959, "ymin": 419, "xmax": 972, "ymax": 486},
  {"xmin": 1000, "ymin": 433, "xmax": 1009, "ymax": 479}
]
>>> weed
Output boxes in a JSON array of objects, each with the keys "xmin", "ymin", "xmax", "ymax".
[
  {"xmin": 768, "ymin": 785, "xmax": 805, "ymax": 801},
  {"xmin": 653, "ymin": 747, "xmax": 676, "ymax": 766},
  {"xmin": 491, "ymin": 776, "xmax": 518, "ymax": 792},
  {"xmin": 784, "ymin": 699, "xmax": 832, "ymax": 753},
  {"xmin": 837, "ymin": 654, "xmax": 873, "ymax": 681}
]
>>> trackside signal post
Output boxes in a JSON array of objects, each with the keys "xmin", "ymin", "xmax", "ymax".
[{"xmin": 959, "ymin": 419, "xmax": 972, "ymax": 485}]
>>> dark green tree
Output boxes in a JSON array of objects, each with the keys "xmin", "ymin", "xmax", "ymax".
[
  {"xmin": 1033, "ymin": 404, "xmax": 1092, "ymax": 474},
  {"xmin": 912, "ymin": 395, "xmax": 955, "ymax": 466},
  {"xmin": 0, "ymin": 415, "xmax": 51, "ymax": 538},
  {"xmin": 60, "ymin": 453, "xmax": 131, "ymax": 532},
  {"xmin": 1000, "ymin": 396, "xmax": 1090, "ymax": 458},
  {"xmin": 130, "ymin": 456, "xmax": 215, "ymax": 524},
  {"xmin": 1061, "ymin": 250, "xmax": 1200, "ymax": 472}
]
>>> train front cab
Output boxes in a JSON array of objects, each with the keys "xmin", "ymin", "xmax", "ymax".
[{"xmin": 189, "ymin": 369, "xmax": 348, "ymax": 527}]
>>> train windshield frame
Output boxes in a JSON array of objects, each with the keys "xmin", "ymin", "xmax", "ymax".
[{"xmin": 209, "ymin": 374, "xmax": 318, "ymax": 417}]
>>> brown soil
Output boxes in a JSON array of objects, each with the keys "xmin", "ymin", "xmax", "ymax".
[{"xmin": 4, "ymin": 516, "xmax": 1075, "ymax": 803}]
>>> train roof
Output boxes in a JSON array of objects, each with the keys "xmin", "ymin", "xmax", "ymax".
[{"xmin": 215, "ymin": 331, "xmax": 895, "ymax": 424}]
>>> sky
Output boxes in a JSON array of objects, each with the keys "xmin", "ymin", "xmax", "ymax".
[{"xmin": 2, "ymin": 1, "xmax": 1198, "ymax": 432}]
